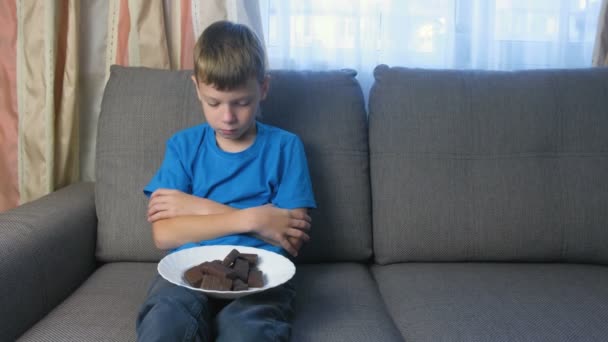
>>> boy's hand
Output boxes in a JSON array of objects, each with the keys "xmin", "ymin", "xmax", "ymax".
[
  {"xmin": 147, "ymin": 189, "xmax": 207, "ymax": 222},
  {"xmin": 253, "ymin": 233, "xmax": 306, "ymax": 256},
  {"xmin": 244, "ymin": 205, "xmax": 311, "ymax": 257}
]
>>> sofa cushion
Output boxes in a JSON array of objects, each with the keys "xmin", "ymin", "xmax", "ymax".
[
  {"xmin": 261, "ymin": 70, "xmax": 372, "ymax": 263},
  {"xmin": 368, "ymin": 65, "xmax": 608, "ymax": 264},
  {"xmin": 96, "ymin": 66, "xmax": 372, "ymax": 263},
  {"xmin": 373, "ymin": 263, "xmax": 608, "ymax": 342},
  {"xmin": 17, "ymin": 262, "xmax": 402, "ymax": 342},
  {"xmin": 96, "ymin": 67, "xmax": 201, "ymax": 262},
  {"xmin": 17, "ymin": 262, "xmax": 156, "ymax": 342},
  {"xmin": 292, "ymin": 263, "xmax": 403, "ymax": 342}
]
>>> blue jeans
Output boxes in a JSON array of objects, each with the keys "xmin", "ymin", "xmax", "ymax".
[{"xmin": 136, "ymin": 274, "xmax": 295, "ymax": 342}]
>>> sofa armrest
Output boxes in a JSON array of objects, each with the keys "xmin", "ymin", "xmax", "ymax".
[{"xmin": 0, "ymin": 182, "xmax": 97, "ymax": 341}]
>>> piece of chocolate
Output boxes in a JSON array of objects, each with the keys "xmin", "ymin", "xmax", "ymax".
[
  {"xmin": 232, "ymin": 278, "xmax": 249, "ymax": 291},
  {"xmin": 200, "ymin": 261, "xmax": 237, "ymax": 279},
  {"xmin": 182, "ymin": 250, "xmax": 264, "ymax": 292},
  {"xmin": 238, "ymin": 253, "xmax": 258, "ymax": 265},
  {"xmin": 184, "ymin": 266, "xmax": 204, "ymax": 287},
  {"xmin": 200, "ymin": 275, "xmax": 217, "ymax": 290},
  {"xmin": 248, "ymin": 268, "xmax": 264, "ymax": 288},
  {"xmin": 233, "ymin": 258, "xmax": 250, "ymax": 282},
  {"xmin": 200, "ymin": 274, "xmax": 233, "ymax": 291},
  {"xmin": 222, "ymin": 249, "xmax": 240, "ymax": 267},
  {"xmin": 219, "ymin": 277, "xmax": 233, "ymax": 291}
]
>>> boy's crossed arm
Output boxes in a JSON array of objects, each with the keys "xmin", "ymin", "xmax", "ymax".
[{"xmin": 147, "ymin": 189, "xmax": 311, "ymax": 257}]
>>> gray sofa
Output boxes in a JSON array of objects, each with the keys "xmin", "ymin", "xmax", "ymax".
[{"xmin": 2, "ymin": 65, "xmax": 608, "ymax": 342}]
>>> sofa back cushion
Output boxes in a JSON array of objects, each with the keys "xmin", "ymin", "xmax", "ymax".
[
  {"xmin": 260, "ymin": 70, "xmax": 372, "ymax": 262},
  {"xmin": 96, "ymin": 67, "xmax": 200, "ymax": 261},
  {"xmin": 369, "ymin": 65, "xmax": 608, "ymax": 265},
  {"xmin": 96, "ymin": 66, "xmax": 372, "ymax": 263}
]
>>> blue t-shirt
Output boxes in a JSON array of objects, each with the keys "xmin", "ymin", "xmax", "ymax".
[{"xmin": 144, "ymin": 121, "xmax": 316, "ymax": 256}]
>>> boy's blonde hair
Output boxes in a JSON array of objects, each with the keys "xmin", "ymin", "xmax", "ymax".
[{"xmin": 193, "ymin": 21, "xmax": 267, "ymax": 90}]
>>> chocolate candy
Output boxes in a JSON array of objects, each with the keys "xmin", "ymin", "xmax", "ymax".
[
  {"xmin": 183, "ymin": 249, "xmax": 265, "ymax": 291},
  {"xmin": 222, "ymin": 249, "xmax": 240, "ymax": 267},
  {"xmin": 248, "ymin": 268, "xmax": 264, "ymax": 288},
  {"xmin": 184, "ymin": 266, "xmax": 204, "ymax": 288},
  {"xmin": 238, "ymin": 253, "xmax": 258, "ymax": 265},
  {"xmin": 199, "ymin": 261, "xmax": 237, "ymax": 280},
  {"xmin": 200, "ymin": 274, "xmax": 233, "ymax": 291},
  {"xmin": 232, "ymin": 278, "xmax": 249, "ymax": 291},
  {"xmin": 233, "ymin": 258, "xmax": 250, "ymax": 282}
]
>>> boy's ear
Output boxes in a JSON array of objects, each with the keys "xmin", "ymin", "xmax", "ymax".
[
  {"xmin": 191, "ymin": 75, "xmax": 202, "ymax": 101},
  {"xmin": 260, "ymin": 75, "xmax": 271, "ymax": 100}
]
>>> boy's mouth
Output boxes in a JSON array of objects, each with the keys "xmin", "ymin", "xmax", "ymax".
[{"xmin": 219, "ymin": 129, "xmax": 238, "ymax": 136}]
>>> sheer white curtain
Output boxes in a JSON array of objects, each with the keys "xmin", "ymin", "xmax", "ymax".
[{"xmin": 259, "ymin": 0, "xmax": 602, "ymax": 94}]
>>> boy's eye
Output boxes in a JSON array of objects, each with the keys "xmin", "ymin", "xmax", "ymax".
[
  {"xmin": 207, "ymin": 102, "xmax": 219, "ymax": 107},
  {"xmin": 236, "ymin": 100, "xmax": 251, "ymax": 106}
]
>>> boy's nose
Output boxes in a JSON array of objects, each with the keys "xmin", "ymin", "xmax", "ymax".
[{"xmin": 221, "ymin": 106, "xmax": 237, "ymax": 123}]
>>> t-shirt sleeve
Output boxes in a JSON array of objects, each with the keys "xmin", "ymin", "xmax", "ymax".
[
  {"xmin": 272, "ymin": 136, "xmax": 317, "ymax": 209},
  {"xmin": 143, "ymin": 136, "xmax": 191, "ymax": 198}
]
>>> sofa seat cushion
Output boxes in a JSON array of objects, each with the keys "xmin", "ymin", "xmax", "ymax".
[
  {"xmin": 292, "ymin": 263, "xmax": 403, "ymax": 341},
  {"xmin": 18, "ymin": 262, "xmax": 156, "ymax": 342},
  {"xmin": 373, "ymin": 263, "xmax": 608, "ymax": 342},
  {"xmin": 18, "ymin": 262, "xmax": 403, "ymax": 342}
]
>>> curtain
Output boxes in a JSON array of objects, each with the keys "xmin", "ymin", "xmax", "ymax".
[
  {"xmin": 0, "ymin": 0, "xmax": 263, "ymax": 212},
  {"xmin": 0, "ymin": 0, "xmax": 19, "ymax": 211},
  {"xmin": 0, "ymin": 1, "xmax": 79, "ymax": 212},
  {"xmin": 259, "ymin": 0, "xmax": 603, "ymax": 95},
  {"xmin": 593, "ymin": 0, "xmax": 608, "ymax": 65}
]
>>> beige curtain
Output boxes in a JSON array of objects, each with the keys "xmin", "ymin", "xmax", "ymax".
[
  {"xmin": 0, "ymin": 0, "xmax": 263, "ymax": 212},
  {"xmin": 12, "ymin": 1, "xmax": 80, "ymax": 208},
  {"xmin": 594, "ymin": 0, "xmax": 608, "ymax": 66},
  {"xmin": 0, "ymin": 0, "xmax": 19, "ymax": 211}
]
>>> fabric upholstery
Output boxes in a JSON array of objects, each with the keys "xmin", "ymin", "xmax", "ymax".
[
  {"xmin": 0, "ymin": 183, "xmax": 97, "ymax": 342},
  {"xmin": 292, "ymin": 263, "xmax": 403, "ymax": 342},
  {"xmin": 373, "ymin": 263, "xmax": 608, "ymax": 342},
  {"xmin": 95, "ymin": 66, "xmax": 201, "ymax": 262},
  {"xmin": 16, "ymin": 263, "xmax": 403, "ymax": 342},
  {"xmin": 261, "ymin": 70, "xmax": 372, "ymax": 263},
  {"xmin": 17, "ymin": 263, "xmax": 157, "ymax": 342},
  {"xmin": 96, "ymin": 66, "xmax": 372, "ymax": 263},
  {"xmin": 369, "ymin": 65, "xmax": 608, "ymax": 264}
]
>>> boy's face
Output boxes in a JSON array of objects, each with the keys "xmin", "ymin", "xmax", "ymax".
[{"xmin": 192, "ymin": 76, "xmax": 269, "ymax": 148}]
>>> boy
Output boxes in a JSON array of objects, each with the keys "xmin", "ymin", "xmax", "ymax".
[{"xmin": 136, "ymin": 21, "xmax": 316, "ymax": 341}]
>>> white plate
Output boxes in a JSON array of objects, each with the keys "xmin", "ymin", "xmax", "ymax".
[{"xmin": 158, "ymin": 245, "xmax": 295, "ymax": 299}]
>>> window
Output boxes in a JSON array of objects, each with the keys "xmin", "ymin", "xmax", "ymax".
[{"xmin": 260, "ymin": 0, "xmax": 602, "ymax": 93}]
